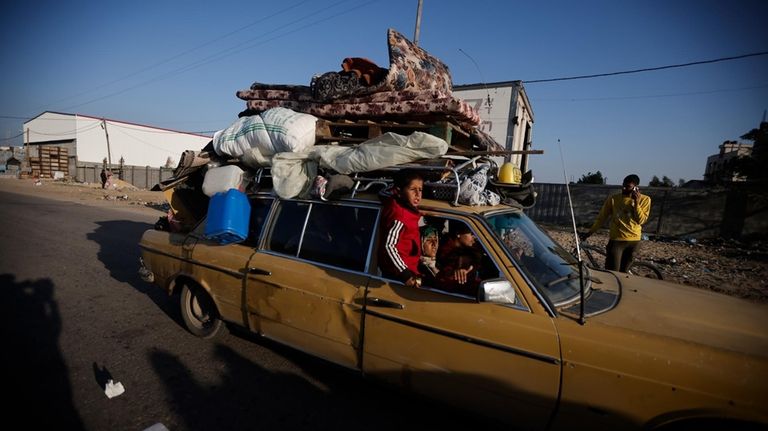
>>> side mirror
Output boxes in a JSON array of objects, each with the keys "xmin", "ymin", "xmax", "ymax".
[{"xmin": 478, "ymin": 278, "xmax": 517, "ymax": 305}]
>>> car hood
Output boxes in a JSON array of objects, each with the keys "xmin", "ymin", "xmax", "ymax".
[{"xmin": 588, "ymin": 273, "xmax": 768, "ymax": 358}]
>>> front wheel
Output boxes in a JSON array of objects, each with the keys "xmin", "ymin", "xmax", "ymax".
[
  {"xmin": 180, "ymin": 284, "xmax": 224, "ymax": 339},
  {"xmin": 628, "ymin": 261, "xmax": 664, "ymax": 280}
]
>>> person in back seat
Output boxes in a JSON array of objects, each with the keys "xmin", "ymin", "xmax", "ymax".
[
  {"xmin": 379, "ymin": 169, "xmax": 424, "ymax": 288},
  {"xmin": 436, "ymin": 222, "xmax": 482, "ymax": 296}
]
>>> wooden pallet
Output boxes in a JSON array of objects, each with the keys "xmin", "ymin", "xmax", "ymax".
[{"xmin": 29, "ymin": 145, "xmax": 69, "ymax": 178}]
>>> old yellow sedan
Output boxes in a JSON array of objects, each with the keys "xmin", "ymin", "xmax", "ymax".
[{"xmin": 139, "ymin": 192, "xmax": 768, "ymax": 430}]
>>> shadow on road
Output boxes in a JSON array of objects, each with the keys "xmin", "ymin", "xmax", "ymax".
[
  {"xmin": 0, "ymin": 273, "xmax": 85, "ymax": 429},
  {"xmin": 86, "ymin": 220, "xmax": 181, "ymax": 324},
  {"xmin": 149, "ymin": 338, "xmax": 500, "ymax": 431}
]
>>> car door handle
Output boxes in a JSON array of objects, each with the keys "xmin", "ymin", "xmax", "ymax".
[
  {"xmin": 247, "ymin": 267, "xmax": 271, "ymax": 276},
  {"xmin": 365, "ymin": 297, "xmax": 404, "ymax": 309}
]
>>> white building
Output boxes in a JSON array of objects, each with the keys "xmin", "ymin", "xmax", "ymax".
[
  {"xmin": 453, "ymin": 80, "xmax": 534, "ymax": 172},
  {"xmin": 23, "ymin": 111, "xmax": 211, "ymax": 178},
  {"xmin": 704, "ymin": 140, "xmax": 753, "ymax": 183}
]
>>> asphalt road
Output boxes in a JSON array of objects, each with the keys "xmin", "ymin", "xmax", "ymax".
[{"xmin": 0, "ymin": 191, "xmax": 492, "ymax": 431}]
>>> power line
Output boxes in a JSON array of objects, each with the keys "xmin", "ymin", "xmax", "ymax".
[
  {"xmin": 30, "ymin": 0, "xmax": 313, "ymax": 115},
  {"xmin": 533, "ymin": 83, "xmax": 768, "ymax": 102},
  {"xmin": 0, "ymin": 132, "xmax": 24, "ymax": 142},
  {"xmin": 523, "ymin": 51, "xmax": 768, "ymax": 84},
  {"xmin": 60, "ymin": 0, "xmax": 370, "ymax": 111}
]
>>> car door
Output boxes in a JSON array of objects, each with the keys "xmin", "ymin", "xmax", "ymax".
[
  {"xmin": 245, "ymin": 200, "xmax": 378, "ymax": 369},
  {"xmin": 361, "ymin": 216, "xmax": 561, "ymax": 429},
  {"xmin": 187, "ymin": 196, "xmax": 274, "ymax": 326}
]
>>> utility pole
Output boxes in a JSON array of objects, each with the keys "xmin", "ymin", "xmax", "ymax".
[
  {"xmin": 24, "ymin": 128, "xmax": 29, "ymax": 173},
  {"xmin": 101, "ymin": 119, "xmax": 112, "ymax": 168},
  {"xmin": 413, "ymin": 0, "xmax": 423, "ymax": 46}
]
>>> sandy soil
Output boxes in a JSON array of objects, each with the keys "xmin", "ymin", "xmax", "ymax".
[
  {"xmin": 3, "ymin": 177, "xmax": 766, "ymax": 302},
  {"xmin": 0, "ymin": 177, "xmax": 168, "ymax": 216}
]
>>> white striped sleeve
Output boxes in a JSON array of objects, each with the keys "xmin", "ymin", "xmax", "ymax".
[{"xmin": 384, "ymin": 220, "xmax": 407, "ymax": 272}]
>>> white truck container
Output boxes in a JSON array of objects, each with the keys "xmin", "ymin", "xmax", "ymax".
[{"xmin": 453, "ymin": 80, "xmax": 534, "ymax": 172}]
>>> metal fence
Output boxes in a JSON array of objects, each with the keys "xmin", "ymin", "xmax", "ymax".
[
  {"xmin": 76, "ymin": 164, "xmax": 175, "ymax": 189},
  {"xmin": 526, "ymin": 182, "xmax": 768, "ymax": 240}
]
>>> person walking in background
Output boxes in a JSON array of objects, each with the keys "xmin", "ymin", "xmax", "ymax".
[{"xmin": 580, "ymin": 174, "xmax": 651, "ymax": 272}]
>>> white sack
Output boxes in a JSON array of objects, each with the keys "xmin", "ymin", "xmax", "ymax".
[
  {"xmin": 270, "ymin": 152, "xmax": 317, "ymax": 199},
  {"xmin": 202, "ymin": 165, "xmax": 244, "ymax": 197},
  {"xmin": 313, "ymin": 132, "xmax": 448, "ymax": 174},
  {"xmin": 260, "ymin": 107, "xmax": 318, "ymax": 153},
  {"xmin": 213, "ymin": 116, "xmax": 272, "ymax": 158}
]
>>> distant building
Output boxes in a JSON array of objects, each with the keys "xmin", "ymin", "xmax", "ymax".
[
  {"xmin": 0, "ymin": 146, "xmax": 26, "ymax": 177},
  {"xmin": 704, "ymin": 140, "xmax": 753, "ymax": 183},
  {"xmin": 22, "ymin": 111, "xmax": 211, "ymax": 179},
  {"xmin": 453, "ymin": 81, "xmax": 534, "ymax": 171}
]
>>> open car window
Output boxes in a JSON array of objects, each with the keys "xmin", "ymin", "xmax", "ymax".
[{"xmin": 418, "ymin": 216, "xmax": 504, "ymax": 300}]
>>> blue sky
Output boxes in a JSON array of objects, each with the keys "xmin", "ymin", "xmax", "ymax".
[{"xmin": 1, "ymin": 0, "xmax": 766, "ymax": 184}]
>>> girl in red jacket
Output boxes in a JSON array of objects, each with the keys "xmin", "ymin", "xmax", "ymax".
[{"xmin": 379, "ymin": 169, "xmax": 423, "ymax": 287}]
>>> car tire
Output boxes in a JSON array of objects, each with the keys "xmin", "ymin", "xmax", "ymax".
[{"xmin": 180, "ymin": 283, "xmax": 224, "ymax": 339}]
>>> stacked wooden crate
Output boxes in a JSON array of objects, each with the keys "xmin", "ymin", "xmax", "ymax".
[{"xmin": 30, "ymin": 146, "xmax": 68, "ymax": 178}]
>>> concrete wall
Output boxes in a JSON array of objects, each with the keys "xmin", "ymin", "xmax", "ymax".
[
  {"xmin": 526, "ymin": 183, "xmax": 768, "ymax": 240},
  {"xmin": 76, "ymin": 163, "xmax": 175, "ymax": 189}
]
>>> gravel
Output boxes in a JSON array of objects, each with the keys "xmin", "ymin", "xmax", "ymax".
[{"xmin": 544, "ymin": 226, "xmax": 768, "ymax": 303}]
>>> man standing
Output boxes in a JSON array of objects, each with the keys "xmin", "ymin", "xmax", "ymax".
[{"xmin": 580, "ymin": 174, "xmax": 651, "ymax": 272}]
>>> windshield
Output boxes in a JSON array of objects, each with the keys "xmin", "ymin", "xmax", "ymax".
[{"xmin": 485, "ymin": 211, "xmax": 586, "ymax": 306}]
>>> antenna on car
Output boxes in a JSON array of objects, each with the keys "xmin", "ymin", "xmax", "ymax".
[{"xmin": 558, "ymin": 139, "xmax": 586, "ymax": 325}]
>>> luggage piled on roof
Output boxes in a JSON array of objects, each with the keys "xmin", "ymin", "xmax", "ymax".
[{"xmin": 155, "ymin": 29, "xmax": 536, "ymax": 239}]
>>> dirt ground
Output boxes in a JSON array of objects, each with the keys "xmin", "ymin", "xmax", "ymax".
[
  {"xmin": 3, "ymin": 177, "xmax": 766, "ymax": 303},
  {"xmin": 545, "ymin": 228, "xmax": 768, "ymax": 303}
]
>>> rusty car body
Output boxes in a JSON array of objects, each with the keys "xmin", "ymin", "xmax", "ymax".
[{"xmin": 139, "ymin": 191, "xmax": 768, "ymax": 430}]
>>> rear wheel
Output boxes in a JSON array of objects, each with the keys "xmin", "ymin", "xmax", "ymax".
[
  {"xmin": 628, "ymin": 261, "xmax": 664, "ymax": 280},
  {"xmin": 180, "ymin": 284, "xmax": 224, "ymax": 339}
]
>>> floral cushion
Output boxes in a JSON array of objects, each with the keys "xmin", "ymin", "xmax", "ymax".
[{"xmin": 383, "ymin": 28, "xmax": 452, "ymax": 94}]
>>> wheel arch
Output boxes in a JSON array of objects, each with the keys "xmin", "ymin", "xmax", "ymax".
[{"xmin": 168, "ymin": 273, "xmax": 214, "ymax": 299}]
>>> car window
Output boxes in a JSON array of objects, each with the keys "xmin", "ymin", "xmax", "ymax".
[
  {"xmin": 266, "ymin": 200, "xmax": 378, "ymax": 272},
  {"xmin": 299, "ymin": 203, "xmax": 378, "ymax": 272},
  {"xmin": 243, "ymin": 197, "xmax": 273, "ymax": 247},
  {"xmin": 267, "ymin": 201, "xmax": 310, "ymax": 256},
  {"xmin": 419, "ymin": 217, "xmax": 502, "ymax": 298}
]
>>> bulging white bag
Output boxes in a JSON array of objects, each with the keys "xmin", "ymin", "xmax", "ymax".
[
  {"xmin": 213, "ymin": 116, "xmax": 272, "ymax": 158},
  {"xmin": 202, "ymin": 165, "xmax": 245, "ymax": 197},
  {"xmin": 260, "ymin": 107, "xmax": 317, "ymax": 153}
]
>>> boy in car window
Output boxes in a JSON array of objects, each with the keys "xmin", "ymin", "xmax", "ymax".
[{"xmin": 379, "ymin": 169, "xmax": 424, "ymax": 287}]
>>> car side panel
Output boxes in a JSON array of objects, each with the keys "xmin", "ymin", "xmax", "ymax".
[
  {"xmin": 553, "ymin": 318, "xmax": 768, "ymax": 430},
  {"xmin": 362, "ymin": 277, "xmax": 561, "ymax": 430},
  {"xmin": 245, "ymin": 252, "xmax": 367, "ymax": 370},
  {"xmin": 186, "ymin": 239, "xmax": 255, "ymax": 327}
]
